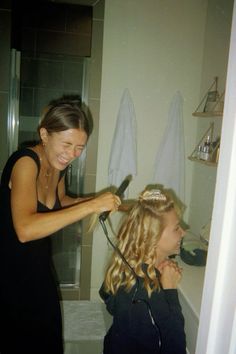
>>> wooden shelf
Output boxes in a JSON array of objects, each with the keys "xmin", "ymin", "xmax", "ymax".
[
  {"xmin": 192, "ymin": 111, "xmax": 223, "ymax": 117},
  {"xmin": 188, "ymin": 156, "xmax": 217, "ymax": 166}
]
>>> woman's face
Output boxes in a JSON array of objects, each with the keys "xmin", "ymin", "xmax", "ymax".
[
  {"xmin": 156, "ymin": 209, "xmax": 185, "ymax": 260},
  {"xmin": 41, "ymin": 128, "xmax": 88, "ymax": 170}
]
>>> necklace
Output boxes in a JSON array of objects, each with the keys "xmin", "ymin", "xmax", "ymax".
[
  {"xmin": 39, "ymin": 158, "xmax": 52, "ymax": 189},
  {"xmin": 43, "ymin": 171, "xmax": 52, "ymax": 189},
  {"xmin": 44, "ymin": 171, "xmax": 52, "ymax": 177},
  {"xmin": 35, "ymin": 145, "xmax": 53, "ymax": 189}
]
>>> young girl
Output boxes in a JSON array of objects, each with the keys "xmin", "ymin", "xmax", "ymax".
[
  {"xmin": 100, "ymin": 188, "xmax": 186, "ymax": 354},
  {"xmin": 0, "ymin": 97, "xmax": 120, "ymax": 353}
]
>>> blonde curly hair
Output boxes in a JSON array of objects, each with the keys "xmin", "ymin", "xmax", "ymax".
[{"xmin": 103, "ymin": 189, "xmax": 180, "ymax": 297}]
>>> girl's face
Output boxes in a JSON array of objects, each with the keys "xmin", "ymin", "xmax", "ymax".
[
  {"xmin": 156, "ymin": 209, "xmax": 185, "ymax": 260},
  {"xmin": 40, "ymin": 128, "xmax": 88, "ymax": 170}
]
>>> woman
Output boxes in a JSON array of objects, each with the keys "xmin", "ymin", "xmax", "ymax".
[
  {"xmin": 0, "ymin": 97, "xmax": 121, "ymax": 353},
  {"xmin": 100, "ymin": 188, "xmax": 186, "ymax": 354}
]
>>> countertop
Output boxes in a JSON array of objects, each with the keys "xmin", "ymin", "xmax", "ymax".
[{"xmin": 176, "ymin": 256, "xmax": 206, "ymax": 319}]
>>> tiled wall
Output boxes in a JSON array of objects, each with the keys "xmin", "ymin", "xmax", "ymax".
[
  {"xmin": 17, "ymin": 2, "xmax": 92, "ymax": 146},
  {"xmin": 19, "ymin": 54, "xmax": 85, "ymax": 145}
]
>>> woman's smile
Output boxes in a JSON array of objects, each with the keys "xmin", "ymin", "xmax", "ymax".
[{"xmin": 57, "ymin": 154, "xmax": 70, "ymax": 166}]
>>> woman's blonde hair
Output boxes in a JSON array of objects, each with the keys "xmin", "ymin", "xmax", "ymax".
[{"xmin": 104, "ymin": 188, "xmax": 180, "ymax": 297}]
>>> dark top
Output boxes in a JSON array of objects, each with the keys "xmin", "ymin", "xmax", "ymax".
[
  {"xmin": 0, "ymin": 148, "xmax": 65, "ymax": 354},
  {"xmin": 99, "ymin": 265, "xmax": 186, "ymax": 354}
]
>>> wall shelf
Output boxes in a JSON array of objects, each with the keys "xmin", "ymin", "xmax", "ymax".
[
  {"xmin": 188, "ymin": 123, "xmax": 220, "ymax": 166},
  {"xmin": 192, "ymin": 111, "xmax": 223, "ymax": 118},
  {"xmin": 193, "ymin": 77, "xmax": 224, "ymax": 116},
  {"xmin": 188, "ymin": 156, "xmax": 217, "ymax": 167}
]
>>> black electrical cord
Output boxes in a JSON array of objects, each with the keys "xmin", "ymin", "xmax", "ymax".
[{"xmin": 100, "ymin": 219, "xmax": 162, "ymax": 351}]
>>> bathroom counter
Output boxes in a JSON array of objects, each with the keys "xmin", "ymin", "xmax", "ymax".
[
  {"xmin": 175, "ymin": 256, "xmax": 206, "ymax": 354},
  {"xmin": 177, "ymin": 256, "xmax": 206, "ymax": 317}
]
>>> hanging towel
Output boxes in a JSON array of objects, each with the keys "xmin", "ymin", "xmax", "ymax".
[
  {"xmin": 153, "ymin": 91, "xmax": 185, "ymax": 202},
  {"xmin": 108, "ymin": 88, "xmax": 137, "ymax": 196}
]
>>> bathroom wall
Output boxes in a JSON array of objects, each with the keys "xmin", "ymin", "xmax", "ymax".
[
  {"xmin": 91, "ymin": 0, "xmax": 233, "ymax": 298},
  {"xmin": 188, "ymin": 0, "xmax": 234, "ymax": 234},
  {"xmin": 91, "ymin": 0, "xmax": 210, "ymax": 299}
]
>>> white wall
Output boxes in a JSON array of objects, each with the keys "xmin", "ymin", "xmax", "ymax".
[
  {"xmin": 90, "ymin": 0, "xmax": 209, "ymax": 299},
  {"xmin": 188, "ymin": 0, "xmax": 234, "ymax": 234}
]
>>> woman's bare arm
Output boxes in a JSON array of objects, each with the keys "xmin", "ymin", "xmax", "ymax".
[{"xmin": 10, "ymin": 157, "xmax": 119, "ymax": 243}]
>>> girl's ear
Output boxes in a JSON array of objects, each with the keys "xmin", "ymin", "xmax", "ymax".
[{"xmin": 39, "ymin": 127, "xmax": 48, "ymax": 145}]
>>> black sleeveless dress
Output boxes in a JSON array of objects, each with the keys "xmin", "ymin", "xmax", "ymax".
[{"xmin": 0, "ymin": 149, "xmax": 64, "ymax": 353}]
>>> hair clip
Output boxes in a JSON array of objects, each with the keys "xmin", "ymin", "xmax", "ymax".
[{"xmin": 139, "ymin": 189, "xmax": 167, "ymax": 202}]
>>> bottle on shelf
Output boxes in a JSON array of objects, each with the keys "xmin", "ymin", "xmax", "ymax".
[{"xmin": 199, "ymin": 135, "xmax": 212, "ymax": 161}]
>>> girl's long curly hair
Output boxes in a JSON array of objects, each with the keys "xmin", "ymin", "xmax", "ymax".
[{"xmin": 103, "ymin": 189, "xmax": 180, "ymax": 297}]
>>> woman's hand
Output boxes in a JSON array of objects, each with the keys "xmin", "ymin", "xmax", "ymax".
[
  {"xmin": 158, "ymin": 259, "xmax": 183, "ymax": 289},
  {"xmin": 91, "ymin": 192, "xmax": 121, "ymax": 214}
]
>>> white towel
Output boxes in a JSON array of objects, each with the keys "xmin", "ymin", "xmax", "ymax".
[
  {"xmin": 153, "ymin": 91, "xmax": 185, "ymax": 202},
  {"xmin": 108, "ymin": 88, "xmax": 137, "ymax": 196}
]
